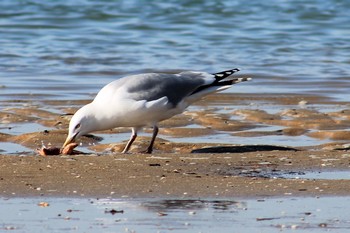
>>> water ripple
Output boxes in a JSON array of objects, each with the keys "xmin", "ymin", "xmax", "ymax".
[{"xmin": 0, "ymin": 0, "xmax": 349, "ymax": 99}]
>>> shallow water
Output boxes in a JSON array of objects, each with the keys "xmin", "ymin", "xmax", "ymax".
[
  {"xmin": 289, "ymin": 170, "xmax": 350, "ymax": 180},
  {"xmin": 0, "ymin": 142, "xmax": 28, "ymax": 154},
  {"xmin": 236, "ymin": 168, "xmax": 350, "ymax": 181},
  {"xmin": 1, "ymin": 197, "xmax": 350, "ymax": 232}
]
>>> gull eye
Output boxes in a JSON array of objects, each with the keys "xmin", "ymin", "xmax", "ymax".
[{"xmin": 74, "ymin": 123, "xmax": 81, "ymax": 131}]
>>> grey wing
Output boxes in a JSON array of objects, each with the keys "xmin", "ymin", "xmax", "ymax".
[{"xmin": 125, "ymin": 73, "xmax": 208, "ymax": 106}]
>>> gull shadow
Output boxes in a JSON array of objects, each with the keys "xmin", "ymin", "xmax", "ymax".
[{"xmin": 191, "ymin": 145, "xmax": 299, "ymax": 153}]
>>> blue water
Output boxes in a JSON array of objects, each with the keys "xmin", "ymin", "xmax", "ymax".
[{"xmin": 1, "ymin": 0, "xmax": 350, "ymax": 101}]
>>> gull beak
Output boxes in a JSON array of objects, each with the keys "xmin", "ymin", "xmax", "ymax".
[{"xmin": 62, "ymin": 134, "xmax": 76, "ymax": 148}]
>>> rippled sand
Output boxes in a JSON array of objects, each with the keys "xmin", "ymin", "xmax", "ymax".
[
  {"xmin": 1, "ymin": 93, "xmax": 350, "ymax": 153},
  {"xmin": 0, "ymin": 93, "xmax": 350, "ymax": 197}
]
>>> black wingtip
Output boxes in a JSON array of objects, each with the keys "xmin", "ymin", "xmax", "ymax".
[
  {"xmin": 213, "ymin": 68, "xmax": 240, "ymax": 81},
  {"xmin": 215, "ymin": 77, "xmax": 251, "ymax": 86}
]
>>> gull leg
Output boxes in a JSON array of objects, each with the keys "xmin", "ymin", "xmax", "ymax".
[
  {"xmin": 144, "ymin": 125, "xmax": 159, "ymax": 154},
  {"xmin": 122, "ymin": 127, "xmax": 138, "ymax": 153}
]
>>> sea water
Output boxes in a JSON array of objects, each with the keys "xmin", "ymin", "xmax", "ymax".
[{"xmin": 0, "ymin": 0, "xmax": 349, "ymax": 101}]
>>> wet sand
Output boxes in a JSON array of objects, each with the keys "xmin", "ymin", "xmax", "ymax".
[
  {"xmin": 0, "ymin": 149, "xmax": 350, "ymax": 198},
  {"xmin": 0, "ymin": 93, "xmax": 350, "ymax": 198}
]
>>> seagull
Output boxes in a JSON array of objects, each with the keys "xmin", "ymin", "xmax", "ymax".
[{"xmin": 63, "ymin": 68, "xmax": 251, "ymax": 153}]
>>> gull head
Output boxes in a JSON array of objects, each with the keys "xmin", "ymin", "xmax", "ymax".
[{"xmin": 63, "ymin": 104, "xmax": 97, "ymax": 148}]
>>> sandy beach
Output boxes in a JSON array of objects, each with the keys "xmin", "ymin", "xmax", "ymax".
[
  {"xmin": 1, "ymin": 1, "xmax": 350, "ymax": 231},
  {"xmin": 0, "ymin": 150, "xmax": 350, "ymax": 198},
  {"xmin": 1, "ymin": 93, "xmax": 349, "ymax": 198}
]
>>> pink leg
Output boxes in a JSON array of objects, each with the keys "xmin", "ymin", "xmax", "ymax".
[{"xmin": 122, "ymin": 128, "xmax": 138, "ymax": 153}]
